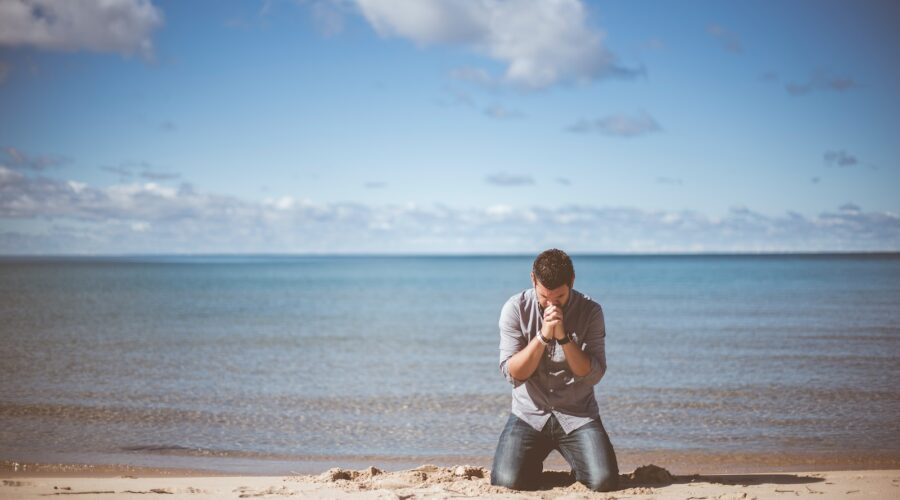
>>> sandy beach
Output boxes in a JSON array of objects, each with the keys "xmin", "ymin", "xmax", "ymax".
[{"xmin": 2, "ymin": 462, "xmax": 898, "ymax": 499}]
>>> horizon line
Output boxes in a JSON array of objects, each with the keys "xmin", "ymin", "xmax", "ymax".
[{"xmin": 2, "ymin": 250, "xmax": 899, "ymax": 259}]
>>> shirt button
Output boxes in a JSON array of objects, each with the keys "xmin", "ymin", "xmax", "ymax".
[{"xmin": 549, "ymin": 389, "xmax": 554, "ymax": 393}]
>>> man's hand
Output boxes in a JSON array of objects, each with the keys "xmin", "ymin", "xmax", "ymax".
[{"xmin": 543, "ymin": 304, "xmax": 566, "ymax": 340}]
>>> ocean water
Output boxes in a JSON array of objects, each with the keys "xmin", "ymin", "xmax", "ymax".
[{"xmin": 1, "ymin": 254, "xmax": 899, "ymax": 473}]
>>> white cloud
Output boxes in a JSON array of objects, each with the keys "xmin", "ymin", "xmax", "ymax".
[
  {"xmin": 824, "ymin": 150, "xmax": 859, "ymax": 167},
  {"xmin": 266, "ymin": 196, "xmax": 296, "ymax": 210},
  {"xmin": 485, "ymin": 204, "xmax": 513, "ymax": 217},
  {"xmin": 1, "ymin": 168, "xmax": 899, "ymax": 254},
  {"xmin": 567, "ymin": 111, "xmax": 662, "ymax": 137},
  {"xmin": 3, "ymin": 146, "xmax": 69, "ymax": 171},
  {"xmin": 66, "ymin": 180, "xmax": 87, "ymax": 193},
  {"xmin": 0, "ymin": 0, "xmax": 164, "ymax": 59},
  {"xmin": 0, "ymin": 165, "xmax": 23, "ymax": 183},
  {"xmin": 354, "ymin": 0, "xmax": 637, "ymax": 89},
  {"xmin": 785, "ymin": 70, "xmax": 859, "ymax": 96}
]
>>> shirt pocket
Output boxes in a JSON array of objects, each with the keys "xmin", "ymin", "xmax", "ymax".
[
  {"xmin": 542, "ymin": 346, "xmax": 572, "ymax": 386},
  {"xmin": 567, "ymin": 330, "xmax": 584, "ymax": 349}
]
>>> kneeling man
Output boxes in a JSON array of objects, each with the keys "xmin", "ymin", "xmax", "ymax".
[{"xmin": 491, "ymin": 248, "xmax": 618, "ymax": 492}]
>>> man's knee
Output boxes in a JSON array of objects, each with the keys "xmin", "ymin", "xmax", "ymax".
[
  {"xmin": 489, "ymin": 469, "xmax": 515, "ymax": 489},
  {"xmin": 490, "ymin": 469, "xmax": 533, "ymax": 491},
  {"xmin": 583, "ymin": 471, "xmax": 618, "ymax": 492}
]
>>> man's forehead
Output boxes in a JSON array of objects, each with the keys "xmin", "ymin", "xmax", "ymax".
[{"xmin": 534, "ymin": 281, "xmax": 569, "ymax": 295}]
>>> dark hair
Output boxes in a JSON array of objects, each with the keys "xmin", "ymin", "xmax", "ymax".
[{"xmin": 532, "ymin": 248, "xmax": 574, "ymax": 289}]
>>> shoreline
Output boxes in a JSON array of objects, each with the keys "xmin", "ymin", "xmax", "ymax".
[{"xmin": 4, "ymin": 448, "xmax": 900, "ymax": 477}]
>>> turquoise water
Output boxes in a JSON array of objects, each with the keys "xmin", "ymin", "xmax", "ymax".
[{"xmin": 1, "ymin": 254, "xmax": 899, "ymax": 472}]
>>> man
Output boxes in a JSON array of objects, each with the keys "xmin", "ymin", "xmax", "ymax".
[{"xmin": 490, "ymin": 248, "xmax": 618, "ymax": 492}]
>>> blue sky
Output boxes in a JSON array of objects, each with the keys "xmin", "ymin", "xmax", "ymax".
[{"xmin": 1, "ymin": 0, "xmax": 898, "ymax": 253}]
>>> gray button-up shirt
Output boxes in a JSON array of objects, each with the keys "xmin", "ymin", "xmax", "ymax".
[{"xmin": 498, "ymin": 287, "xmax": 608, "ymax": 434}]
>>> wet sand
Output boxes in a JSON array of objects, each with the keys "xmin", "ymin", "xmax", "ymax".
[{"xmin": 5, "ymin": 448, "xmax": 899, "ymax": 476}]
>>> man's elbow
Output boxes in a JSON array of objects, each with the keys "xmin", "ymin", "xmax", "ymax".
[
  {"xmin": 506, "ymin": 373, "xmax": 525, "ymax": 387},
  {"xmin": 500, "ymin": 360, "xmax": 525, "ymax": 387},
  {"xmin": 506, "ymin": 371, "xmax": 528, "ymax": 387},
  {"xmin": 579, "ymin": 359, "xmax": 607, "ymax": 386}
]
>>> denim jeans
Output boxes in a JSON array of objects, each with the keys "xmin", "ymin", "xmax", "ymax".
[{"xmin": 490, "ymin": 413, "xmax": 619, "ymax": 492}]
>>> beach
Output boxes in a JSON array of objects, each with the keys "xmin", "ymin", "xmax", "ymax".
[{"xmin": 2, "ymin": 461, "xmax": 899, "ymax": 499}]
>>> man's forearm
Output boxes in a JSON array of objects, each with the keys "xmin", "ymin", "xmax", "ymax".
[
  {"xmin": 561, "ymin": 341, "xmax": 592, "ymax": 377},
  {"xmin": 506, "ymin": 335, "xmax": 547, "ymax": 381}
]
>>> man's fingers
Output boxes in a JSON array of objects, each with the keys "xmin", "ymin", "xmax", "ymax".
[{"xmin": 544, "ymin": 305, "xmax": 563, "ymax": 317}]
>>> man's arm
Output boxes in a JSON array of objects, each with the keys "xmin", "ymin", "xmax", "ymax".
[
  {"xmin": 570, "ymin": 305, "xmax": 608, "ymax": 385},
  {"xmin": 499, "ymin": 298, "xmax": 548, "ymax": 386},
  {"xmin": 560, "ymin": 337, "xmax": 592, "ymax": 377},
  {"xmin": 505, "ymin": 334, "xmax": 548, "ymax": 382}
]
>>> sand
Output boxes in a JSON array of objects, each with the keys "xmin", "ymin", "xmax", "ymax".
[{"xmin": 2, "ymin": 463, "xmax": 898, "ymax": 499}]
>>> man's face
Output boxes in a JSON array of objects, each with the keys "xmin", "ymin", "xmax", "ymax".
[{"xmin": 531, "ymin": 273, "xmax": 572, "ymax": 310}]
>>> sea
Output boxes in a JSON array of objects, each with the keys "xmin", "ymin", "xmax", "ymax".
[{"xmin": 1, "ymin": 254, "xmax": 899, "ymax": 474}]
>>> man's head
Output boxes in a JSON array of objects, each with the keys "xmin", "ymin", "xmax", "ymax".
[{"xmin": 531, "ymin": 248, "xmax": 575, "ymax": 309}]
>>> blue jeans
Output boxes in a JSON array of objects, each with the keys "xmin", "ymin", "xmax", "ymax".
[{"xmin": 490, "ymin": 413, "xmax": 619, "ymax": 492}]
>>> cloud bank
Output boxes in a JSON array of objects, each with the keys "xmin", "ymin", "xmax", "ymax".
[
  {"xmin": 2, "ymin": 166, "xmax": 899, "ymax": 254},
  {"xmin": 0, "ymin": 0, "xmax": 163, "ymax": 59}
]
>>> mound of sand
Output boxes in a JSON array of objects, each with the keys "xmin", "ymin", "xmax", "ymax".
[{"xmin": 299, "ymin": 463, "xmax": 677, "ymax": 495}]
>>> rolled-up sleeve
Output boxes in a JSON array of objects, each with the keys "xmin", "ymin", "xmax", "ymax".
[
  {"xmin": 573, "ymin": 304, "xmax": 607, "ymax": 386},
  {"xmin": 498, "ymin": 296, "xmax": 526, "ymax": 387}
]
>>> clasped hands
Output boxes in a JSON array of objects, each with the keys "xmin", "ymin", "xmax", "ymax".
[{"xmin": 541, "ymin": 304, "xmax": 567, "ymax": 341}]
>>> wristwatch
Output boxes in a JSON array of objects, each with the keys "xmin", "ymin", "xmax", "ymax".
[{"xmin": 557, "ymin": 333, "xmax": 571, "ymax": 345}]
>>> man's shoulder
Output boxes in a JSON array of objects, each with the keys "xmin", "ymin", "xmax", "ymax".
[
  {"xmin": 501, "ymin": 289, "xmax": 536, "ymax": 315},
  {"xmin": 571, "ymin": 289, "xmax": 603, "ymax": 315},
  {"xmin": 503, "ymin": 289, "xmax": 530, "ymax": 309}
]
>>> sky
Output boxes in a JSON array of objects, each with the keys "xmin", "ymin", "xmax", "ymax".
[{"xmin": 0, "ymin": 0, "xmax": 898, "ymax": 254}]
